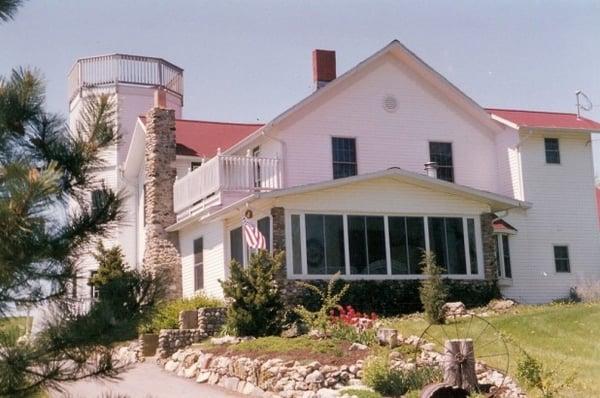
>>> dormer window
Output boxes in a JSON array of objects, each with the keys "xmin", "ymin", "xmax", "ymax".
[
  {"xmin": 544, "ymin": 138, "xmax": 560, "ymax": 164},
  {"xmin": 332, "ymin": 137, "xmax": 357, "ymax": 179},
  {"xmin": 429, "ymin": 142, "xmax": 454, "ymax": 182}
]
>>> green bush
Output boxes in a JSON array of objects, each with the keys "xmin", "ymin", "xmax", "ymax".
[
  {"xmin": 419, "ymin": 251, "xmax": 448, "ymax": 324},
  {"xmin": 220, "ymin": 250, "xmax": 285, "ymax": 337},
  {"xmin": 362, "ymin": 353, "xmax": 442, "ymax": 397},
  {"xmin": 139, "ymin": 294, "xmax": 223, "ymax": 333},
  {"xmin": 330, "ymin": 322, "xmax": 377, "ymax": 346},
  {"xmin": 290, "ymin": 279, "xmax": 499, "ymax": 317}
]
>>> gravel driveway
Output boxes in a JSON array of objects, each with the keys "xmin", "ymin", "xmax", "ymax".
[{"xmin": 52, "ymin": 360, "xmax": 243, "ymax": 398}]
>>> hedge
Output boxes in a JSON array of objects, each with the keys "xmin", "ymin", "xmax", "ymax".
[{"xmin": 289, "ymin": 279, "xmax": 500, "ymax": 317}]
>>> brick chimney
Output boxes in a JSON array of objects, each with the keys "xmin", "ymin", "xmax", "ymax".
[{"xmin": 313, "ymin": 49, "xmax": 336, "ymax": 89}]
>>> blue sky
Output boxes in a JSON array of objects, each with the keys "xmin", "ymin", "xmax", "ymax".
[{"xmin": 2, "ymin": 0, "xmax": 600, "ymax": 125}]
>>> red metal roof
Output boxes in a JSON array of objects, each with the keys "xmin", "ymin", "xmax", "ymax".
[
  {"xmin": 492, "ymin": 218, "xmax": 517, "ymax": 232},
  {"xmin": 141, "ymin": 117, "xmax": 263, "ymax": 157},
  {"xmin": 486, "ymin": 108, "xmax": 600, "ymax": 131}
]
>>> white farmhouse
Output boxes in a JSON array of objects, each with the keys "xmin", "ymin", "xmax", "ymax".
[{"xmin": 68, "ymin": 41, "xmax": 600, "ymax": 304}]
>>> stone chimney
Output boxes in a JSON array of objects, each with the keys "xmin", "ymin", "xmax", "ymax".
[
  {"xmin": 313, "ymin": 49, "xmax": 336, "ymax": 89},
  {"xmin": 142, "ymin": 94, "xmax": 182, "ymax": 298}
]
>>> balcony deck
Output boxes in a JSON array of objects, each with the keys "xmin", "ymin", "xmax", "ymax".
[
  {"xmin": 68, "ymin": 53, "xmax": 184, "ymax": 103},
  {"xmin": 174, "ymin": 154, "xmax": 282, "ymax": 218}
]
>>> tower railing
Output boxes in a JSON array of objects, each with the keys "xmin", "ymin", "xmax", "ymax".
[{"xmin": 68, "ymin": 54, "xmax": 184, "ymax": 103}]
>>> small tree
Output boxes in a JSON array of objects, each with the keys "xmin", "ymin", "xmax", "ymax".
[
  {"xmin": 220, "ymin": 250, "xmax": 285, "ymax": 337},
  {"xmin": 419, "ymin": 251, "xmax": 448, "ymax": 324},
  {"xmin": 294, "ymin": 272, "xmax": 349, "ymax": 336}
]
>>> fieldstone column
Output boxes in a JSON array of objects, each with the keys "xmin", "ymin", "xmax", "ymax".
[
  {"xmin": 270, "ymin": 207, "xmax": 286, "ymax": 253},
  {"xmin": 143, "ymin": 105, "xmax": 182, "ymax": 298},
  {"xmin": 480, "ymin": 213, "xmax": 497, "ymax": 280}
]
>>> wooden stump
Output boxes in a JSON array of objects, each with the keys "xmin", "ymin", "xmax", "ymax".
[{"xmin": 442, "ymin": 339, "xmax": 478, "ymax": 392}]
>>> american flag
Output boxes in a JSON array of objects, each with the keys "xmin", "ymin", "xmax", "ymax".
[{"xmin": 242, "ymin": 217, "xmax": 266, "ymax": 250}]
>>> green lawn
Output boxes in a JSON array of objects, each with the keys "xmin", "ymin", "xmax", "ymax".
[{"xmin": 386, "ymin": 303, "xmax": 600, "ymax": 397}]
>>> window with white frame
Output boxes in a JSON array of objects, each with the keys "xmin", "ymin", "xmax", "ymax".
[
  {"xmin": 494, "ymin": 234, "xmax": 512, "ymax": 278},
  {"xmin": 229, "ymin": 216, "xmax": 272, "ymax": 266},
  {"xmin": 544, "ymin": 138, "xmax": 560, "ymax": 164},
  {"xmin": 193, "ymin": 237, "xmax": 204, "ymax": 290},
  {"xmin": 289, "ymin": 213, "xmax": 481, "ymax": 277},
  {"xmin": 553, "ymin": 245, "xmax": 570, "ymax": 273}
]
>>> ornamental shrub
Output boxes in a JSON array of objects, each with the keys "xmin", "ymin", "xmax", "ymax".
[
  {"xmin": 294, "ymin": 272, "xmax": 349, "ymax": 336},
  {"xmin": 220, "ymin": 250, "xmax": 285, "ymax": 337},
  {"xmin": 363, "ymin": 353, "xmax": 442, "ymax": 397},
  {"xmin": 139, "ymin": 294, "xmax": 224, "ymax": 333},
  {"xmin": 292, "ymin": 279, "xmax": 499, "ymax": 317},
  {"xmin": 418, "ymin": 251, "xmax": 448, "ymax": 324}
]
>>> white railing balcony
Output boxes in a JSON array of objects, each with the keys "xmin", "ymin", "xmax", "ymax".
[
  {"xmin": 68, "ymin": 53, "xmax": 184, "ymax": 103},
  {"xmin": 174, "ymin": 155, "xmax": 283, "ymax": 215}
]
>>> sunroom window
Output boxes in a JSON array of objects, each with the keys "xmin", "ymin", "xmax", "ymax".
[
  {"xmin": 388, "ymin": 216, "xmax": 426, "ymax": 274},
  {"xmin": 348, "ymin": 216, "xmax": 386, "ymax": 275},
  {"xmin": 428, "ymin": 217, "xmax": 466, "ymax": 274},
  {"xmin": 289, "ymin": 213, "xmax": 480, "ymax": 277},
  {"xmin": 305, "ymin": 214, "xmax": 345, "ymax": 274}
]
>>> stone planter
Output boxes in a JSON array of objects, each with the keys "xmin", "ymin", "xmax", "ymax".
[{"xmin": 140, "ymin": 333, "xmax": 159, "ymax": 357}]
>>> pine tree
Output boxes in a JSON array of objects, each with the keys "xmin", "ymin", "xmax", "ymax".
[
  {"xmin": 220, "ymin": 250, "xmax": 285, "ymax": 337},
  {"xmin": 0, "ymin": 64, "xmax": 164, "ymax": 396},
  {"xmin": 89, "ymin": 243, "xmax": 127, "ymax": 288}
]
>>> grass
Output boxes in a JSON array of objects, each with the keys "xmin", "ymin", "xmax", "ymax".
[
  {"xmin": 228, "ymin": 335, "xmax": 345, "ymax": 357},
  {"xmin": 340, "ymin": 388, "xmax": 383, "ymax": 398},
  {"xmin": 0, "ymin": 316, "xmax": 31, "ymax": 336},
  {"xmin": 386, "ymin": 303, "xmax": 600, "ymax": 397}
]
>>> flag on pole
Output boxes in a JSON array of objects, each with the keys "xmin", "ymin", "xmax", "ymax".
[{"xmin": 242, "ymin": 217, "xmax": 266, "ymax": 250}]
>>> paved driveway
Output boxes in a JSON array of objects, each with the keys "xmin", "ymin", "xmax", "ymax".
[{"xmin": 52, "ymin": 361, "xmax": 243, "ymax": 398}]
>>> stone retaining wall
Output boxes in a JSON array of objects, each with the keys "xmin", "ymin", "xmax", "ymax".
[
  {"xmin": 163, "ymin": 348, "xmax": 365, "ymax": 398},
  {"xmin": 156, "ymin": 307, "xmax": 227, "ymax": 358},
  {"xmin": 157, "ymin": 329, "xmax": 207, "ymax": 359},
  {"xmin": 198, "ymin": 307, "xmax": 227, "ymax": 335}
]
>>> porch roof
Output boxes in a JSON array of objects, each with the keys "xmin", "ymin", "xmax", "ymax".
[{"xmin": 167, "ymin": 168, "xmax": 531, "ymax": 231}]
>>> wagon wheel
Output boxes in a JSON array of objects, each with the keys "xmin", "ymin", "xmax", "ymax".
[{"xmin": 414, "ymin": 313, "xmax": 510, "ymax": 395}]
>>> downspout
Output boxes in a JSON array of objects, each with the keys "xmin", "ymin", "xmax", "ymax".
[
  {"xmin": 118, "ymin": 164, "xmax": 139, "ymax": 268},
  {"xmin": 513, "ymin": 128, "xmax": 534, "ymax": 201}
]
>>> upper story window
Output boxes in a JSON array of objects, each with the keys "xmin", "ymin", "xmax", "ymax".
[
  {"xmin": 332, "ymin": 137, "xmax": 357, "ymax": 179},
  {"xmin": 554, "ymin": 245, "xmax": 570, "ymax": 273},
  {"xmin": 544, "ymin": 138, "xmax": 560, "ymax": 164},
  {"xmin": 193, "ymin": 237, "xmax": 204, "ymax": 291},
  {"xmin": 191, "ymin": 161, "xmax": 202, "ymax": 171},
  {"xmin": 429, "ymin": 142, "xmax": 454, "ymax": 182}
]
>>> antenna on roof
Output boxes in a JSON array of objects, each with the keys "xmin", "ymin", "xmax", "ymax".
[{"xmin": 575, "ymin": 90, "xmax": 593, "ymax": 119}]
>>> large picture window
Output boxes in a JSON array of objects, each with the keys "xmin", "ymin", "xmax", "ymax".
[
  {"xmin": 348, "ymin": 216, "xmax": 386, "ymax": 275},
  {"xmin": 388, "ymin": 217, "xmax": 425, "ymax": 274},
  {"xmin": 428, "ymin": 217, "xmax": 466, "ymax": 274},
  {"xmin": 305, "ymin": 214, "xmax": 345, "ymax": 274},
  {"xmin": 289, "ymin": 213, "xmax": 480, "ymax": 277}
]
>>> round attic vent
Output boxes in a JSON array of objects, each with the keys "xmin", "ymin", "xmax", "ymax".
[{"xmin": 383, "ymin": 95, "xmax": 398, "ymax": 112}]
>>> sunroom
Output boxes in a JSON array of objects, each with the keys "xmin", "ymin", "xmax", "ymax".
[{"xmin": 188, "ymin": 169, "xmax": 530, "ymax": 283}]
